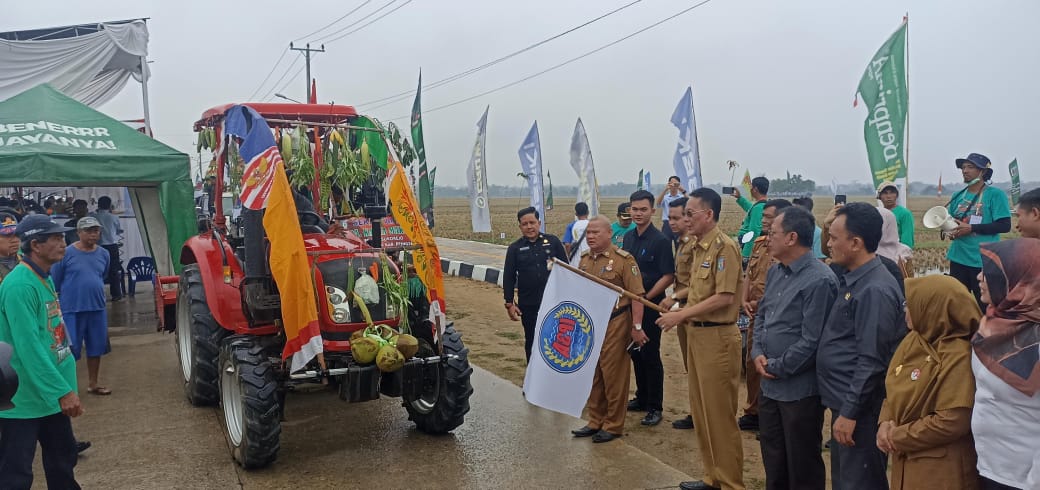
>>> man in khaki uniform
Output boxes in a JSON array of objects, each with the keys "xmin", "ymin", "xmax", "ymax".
[
  {"xmin": 658, "ymin": 188, "xmax": 745, "ymax": 490},
  {"xmin": 659, "ymin": 197, "xmax": 695, "ymax": 430},
  {"xmin": 738, "ymin": 199, "xmax": 791, "ymax": 432},
  {"xmin": 571, "ymin": 216, "xmax": 647, "ymax": 443}
]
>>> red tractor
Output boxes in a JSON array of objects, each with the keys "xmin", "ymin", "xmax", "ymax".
[{"xmin": 163, "ymin": 103, "xmax": 472, "ymax": 469}]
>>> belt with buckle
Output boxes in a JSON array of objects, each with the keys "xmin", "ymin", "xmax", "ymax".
[
  {"xmin": 690, "ymin": 321, "xmax": 727, "ymax": 327},
  {"xmin": 610, "ymin": 305, "xmax": 631, "ymax": 319}
]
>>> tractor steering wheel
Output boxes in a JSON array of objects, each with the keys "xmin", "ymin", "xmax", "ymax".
[{"xmin": 297, "ymin": 210, "xmax": 329, "ymax": 233}]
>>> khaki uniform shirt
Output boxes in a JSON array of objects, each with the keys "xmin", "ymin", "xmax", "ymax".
[
  {"xmin": 745, "ymin": 236, "xmax": 773, "ymax": 303},
  {"xmin": 686, "ymin": 226, "xmax": 743, "ymax": 324},
  {"xmin": 578, "ymin": 245, "xmax": 645, "ymax": 311},
  {"xmin": 674, "ymin": 235, "xmax": 695, "ymax": 306}
]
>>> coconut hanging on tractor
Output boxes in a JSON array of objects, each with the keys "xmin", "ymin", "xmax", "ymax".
[{"xmin": 156, "ymin": 101, "xmax": 472, "ymax": 469}]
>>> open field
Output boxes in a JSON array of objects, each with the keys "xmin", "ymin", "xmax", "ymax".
[{"xmin": 430, "ymin": 195, "xmax": 1022, "ymax": 274}]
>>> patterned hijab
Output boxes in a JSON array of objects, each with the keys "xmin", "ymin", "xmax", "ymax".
[{"xmin": 973, "ymin": 239, "xmax": 1040, "ymax": 396}]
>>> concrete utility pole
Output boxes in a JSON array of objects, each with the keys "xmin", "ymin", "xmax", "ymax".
[{"xmin": 289, "ymin": 42, "xmax": 325, "ymax": 101}]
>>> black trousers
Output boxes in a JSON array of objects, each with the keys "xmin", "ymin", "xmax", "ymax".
[
  {"xmin": 631, "ymin": 306, "xmax": 664, "ymax": 411},
  {"xmin": 829, "ymin": 403, "xmax": 888, "ymax": 490},
  {"xmin": 980, "ymin": 476, "xmax": 1022, "ymax": 490},
  {"xmin": 519, "ymin": 304, "xmax": 540, "ymax": 362},
  {"xmin": 0, "ymin": 413, "xmax": 80, "ymax": 490},
  {"xmin": 949, "ymin": 260, "xmax": 984, "ymax": 311},
  {"xmin": 102, "ymin": 244, "xmax": 124, "ymax": 299},
  {"xmin": 759, "ymin": 396, "xmax": 826, "ymax": 490}
]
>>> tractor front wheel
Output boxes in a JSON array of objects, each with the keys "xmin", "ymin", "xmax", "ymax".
[
  {"xmin": 404, "ymin": 323, "xmax": 473, "ymax": 434},
  {"xmin": 218, "ymin": 336, "xmax": 281, "ymax": 469}
]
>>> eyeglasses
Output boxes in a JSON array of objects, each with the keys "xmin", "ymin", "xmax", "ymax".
[{"xmin": 684, "ymin": 209, "xmax": 710, "ymax": 218}]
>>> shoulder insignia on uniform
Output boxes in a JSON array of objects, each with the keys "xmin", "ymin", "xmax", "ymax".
[
  {"xmin": 580, "ymin": 250, "xmax": 590, "ymax": 257},
  {"xmin": 631, "ymin": 265, "xmax": 639, "ymax": 276},
  {"xmin": 615, "ymin": 249, "xmax": 631, "ymax": 258},
  {"xmin": 717, "ymin": 256, "xmax": 726, "ymax": 271}
]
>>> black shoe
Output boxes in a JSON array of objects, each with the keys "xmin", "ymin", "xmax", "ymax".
[
  {"xmin": 76, "ymin": 440, "xmax": 91, "ymax": 454},
  {"xmin": 672, "ymin": 415, "xmax": 695, "ymax": 429},
  {"xmin": 738, "ymin": 414, "xmax": 760, "ymax": 431},
  {"xmin": 679, "ymin": 481, "xmax": 721, "ymax": 490},
  {"xmin": 591, "ymin": 430, "xmax": 619, "ymax": 443},
  {"xmin": 626, "ymin": 398, "xmax": 644, "ymax": 412},
  {"xmin": 571, "ymin": 426, "xmax": 598, "ymax": 437},
  {"xmin": 640, "ymin": 409, "xmax": 662, "ymax": 426}
]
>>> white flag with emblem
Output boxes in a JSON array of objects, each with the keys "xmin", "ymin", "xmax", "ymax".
[{"xmin": 523, "ymin": 264, "xmax": 618, "ymax": 417}]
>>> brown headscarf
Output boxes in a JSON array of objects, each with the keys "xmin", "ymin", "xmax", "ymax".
[
  {"xmin": 973, "ymin": 238, "xmax": 1040, "ymax": 396},
  {"xmin": 882, "ymin": 275, "xmax": 980, "ymax": 425}
]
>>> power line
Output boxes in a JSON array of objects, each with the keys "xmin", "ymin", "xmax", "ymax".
[
  {"xmin": 309, "ymin": 0, "xmax": 399, "ymax": 43},
  {"xmin": 293, "ymin": 0, "xmax": 372, "ymax": 42},
  {"xmin": 358, "ymin": 0, "xmax": 643, "ymax": 110},
  {"xmin": 259, "ymin": 53, "xmax": 303, "ymax": 101},
  {"xmin": 246, "ymin": 48, "xmax": 288, "ymax": 101},
  {"xmin": 322, "ymin": 0, "xmax": 413, "ymax": 45},
  {"xmin": 388, "ymin": 0, "xmax": 715, "ymax": 121},
  {"xmin": 269, "ymin": 62, "xmax": 306, "ymax": 101}
]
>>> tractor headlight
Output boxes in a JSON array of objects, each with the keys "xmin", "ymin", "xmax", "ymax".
[
  {"xmin": 326, "ymin": 286, "xmax": 347, "ymax": 305},
  {"xmin": 332, "ymin": 308, "xmax": 350, "ymax": 323},
  {"xmin": 326, "ymin": 286, "xmax": 352, "ymax": 323}
]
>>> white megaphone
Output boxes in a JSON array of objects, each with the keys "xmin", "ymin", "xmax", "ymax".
[{"xmin": 923, "ymin": 206, "xmax": 960, "ymax": 232}]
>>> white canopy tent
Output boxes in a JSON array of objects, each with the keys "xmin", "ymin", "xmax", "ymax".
[{"xmin": 0, "ymin": 19, "xmax": 152, "ymax": 131}]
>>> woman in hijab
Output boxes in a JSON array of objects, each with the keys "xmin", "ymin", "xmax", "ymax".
[
  {"xmin": 876, "ymin": 206, "xmax": 914, "ymax": 278},
  {"xmin": 876, "ymin": 275, "xmax": 981, "ymax": 489},
  {"xmin": 972, "ymin": 238, "xmax": 1040, "ymax": 490}
]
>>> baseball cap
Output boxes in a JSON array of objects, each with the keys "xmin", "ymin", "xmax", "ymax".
[
  {"xmin": 876, "ymin": 181, "xmax": 899, "ymax": 198},
  {"xmin": 15, "ymin": 214, "xmax": 73, "ymax": 242},
  {"xmin": 616, "ymin": 202, "xmax": 631, "ymax": 216},
  {"xmin": 0, "ymin": 213, "xmax": 17, "ymax": 236},
  {"xmin": 76, "ymin": 216, "xmax": 101, "ymax": 230}
]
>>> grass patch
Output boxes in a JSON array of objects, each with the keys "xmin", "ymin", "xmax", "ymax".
[
  {"xmin": 474, "ymin": 352, "xmax": 505, "ymax": 360},
  {"xmin": 495, "ymin": 331, "xmax": 523, "ymax": 341}
]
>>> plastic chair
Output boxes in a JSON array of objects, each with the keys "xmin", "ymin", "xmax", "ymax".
[{"xmin": 126, "ymin": 256, "xmax": 156, "ymax": 297}]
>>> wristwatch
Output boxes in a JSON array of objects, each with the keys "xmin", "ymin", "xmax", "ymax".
[{"xmin": 633, "ymin": 323, "xmax": 643, "ymax": 331}]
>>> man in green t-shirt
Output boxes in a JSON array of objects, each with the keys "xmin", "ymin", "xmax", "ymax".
[
  {"xmin": 876, "ymin": 181, "xmax": 915, "ymax": 248},
  {"xmin": 611, "ymin": 202, "xmax": 635, "ymax": 248},
  {"xmin": 944, "ymin": 153, "xmax": 1011, "ymax": 308},
  {"xmin": 0, "ymin": 215, "xmax": 83, "ymax": 489},
  {"xmin": 731, "ymin": 176, "xmax": 770, "ymax": 262}
]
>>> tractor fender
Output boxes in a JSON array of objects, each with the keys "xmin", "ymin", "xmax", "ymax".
[{"xmin": 179, "ymin": 233, "xmax": 249, "ymax": 332}]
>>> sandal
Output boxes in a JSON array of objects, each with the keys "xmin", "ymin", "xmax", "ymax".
[{"xmin": 87, "ymin": 386, "xmax": 112, "ymax": 396}]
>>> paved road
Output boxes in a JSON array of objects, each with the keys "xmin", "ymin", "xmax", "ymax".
[
  {"xmin": 436, "ymin": 236, "xmax": 506, "ymax": 269},
  {"xmin": 50, "ymin": 294, "xmax": 690, "ymax": 489}
]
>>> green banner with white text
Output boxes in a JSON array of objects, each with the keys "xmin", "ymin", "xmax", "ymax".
[
  {"xmin": 857, "ymin": 22, "xmax": 908, "ymax": 189},
  {"xmin": 1009, "ymin": 159, "xmax": 1021, "ymax": 205}
]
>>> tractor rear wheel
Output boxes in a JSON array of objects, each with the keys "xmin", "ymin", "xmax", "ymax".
[
  {"xmin": 176, "ymin": 264, "xmax": 229, "ymax": 406},
  {"xmin": 404, "ymin": 323, "xmax": 473, "ymax": 434},
  {"xmin": 219, "ymin": 336, "xmax": 281, "ymax": 469}
]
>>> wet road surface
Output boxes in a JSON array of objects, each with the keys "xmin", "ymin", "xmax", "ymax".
[{"xmin": 53, "ymin": 294, "xmax": 690, "ymax": 489}]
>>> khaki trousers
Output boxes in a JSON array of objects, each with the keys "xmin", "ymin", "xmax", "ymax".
[
  {"xmin": 687, "ymin": 324, "xmax": 745, "ymax": 490},
  {"xmin": 586, "ymin": 313, "xmax": 633, "ymax": 435}
]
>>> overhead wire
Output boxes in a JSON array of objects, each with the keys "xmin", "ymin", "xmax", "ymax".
[
  {"xmin": 308, "ymin": 0, "xmax": 400, "ymax": 43},
  {"xmin": 260, "ymin": 53, "xmax": 303, "ymax": 101},
  {"xmin": 387, "ymin": 0, "xmax": 716, "ymax": 121},
  {"xmin": 246, "ymin": 48, "xmax": 289, "ymax": 101},
  {"xmin": 246, "ymin": 1, "xmax": 372, "ymax": 101},
  {"xmin": 321, "ymin": 0, "xmax": 413, "ymax": 45},
  {"xmin": 292, "ymin": 0, "xmax": 372, "ymax": 42},
  {"xmin": 358, "ymin": 0, "xmax": 643, "ymax": 110}
]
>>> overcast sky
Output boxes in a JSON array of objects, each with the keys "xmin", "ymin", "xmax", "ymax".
[{"xmin": 5, "ymin": 0, "xmax": 1038, "ymax": 188}]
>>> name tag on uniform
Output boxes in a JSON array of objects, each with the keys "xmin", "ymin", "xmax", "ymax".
[
  {"xmin": 519, "ymin": 246, "xmax": 530, "ymax": 251},
  {"xmin": 969, "ymin": 215, "xmax": 982, "ymax": 225}
]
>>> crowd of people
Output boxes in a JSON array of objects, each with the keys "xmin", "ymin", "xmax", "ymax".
[
  {"xmin": 0, "ymin": 195, "xmax": 126, "ymax": 488},
  {"xmin": 503, "ymin": 152, "xmax": 1040, "ymax": 490}
]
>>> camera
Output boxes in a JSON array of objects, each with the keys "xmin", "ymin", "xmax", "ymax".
[
  {"xmin": 722, "ymin": 186, "xmax": 736, "ymax": 196},
  {"xmin": 834, "ymin": 194, "xmax": 847, "ymax": 205}
]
